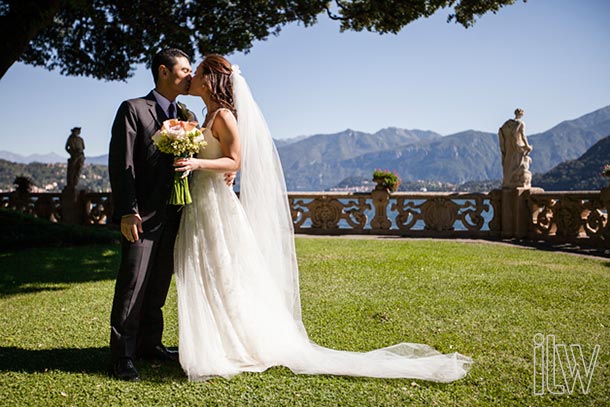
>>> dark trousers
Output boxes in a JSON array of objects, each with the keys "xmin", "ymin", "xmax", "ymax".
[{"xmin": 110, "ymin": 206, "xmax": 181, "ymax": 362}]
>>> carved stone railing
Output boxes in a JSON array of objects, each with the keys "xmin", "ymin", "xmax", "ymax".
[
  {"xmin": 82, "ymin": 192, "xmax": 114, "ymax": 225},
  {"xmin": 2, "ymin": 188, "xmax": 608, "ymax": 248},
  {"xmin": 1, "ymin": 192, "xmax": 63, "ymax": 222},
  {"xmin": 527, "ymin": 189, "xmax": 609, "ymax": 248},
  {"xmin": 1, "ymin": 191, "xmax": 112, "ymax": 225},
  {"xmin": 289, "ymin": 190, "xmax": 501, "ymax": 237},
  {"xmin": 1, "ymin": 189, "xmax": 500, "ymax": 236}
]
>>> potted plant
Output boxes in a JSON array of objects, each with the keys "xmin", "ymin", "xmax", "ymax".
[
  {"xmin": 372, "ymin": 169, "xmax": 401, "ymax": 192},
  {"xmin": 13, "ymin": 175, "xmax": 34, "ymax": 194}
]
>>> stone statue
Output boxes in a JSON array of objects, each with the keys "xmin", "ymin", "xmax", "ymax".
[
  {"xmin": 498, "ymin": 109, "xmax": 533, "ymax": 188},
  {"xmin": 65, "ymin": 127, "xmax": 85, "ymax": 189}
]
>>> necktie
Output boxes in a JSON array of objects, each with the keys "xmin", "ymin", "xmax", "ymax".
[{"xmin": 168, "ymin": 103, "xmax": 176, "ymax": 119}]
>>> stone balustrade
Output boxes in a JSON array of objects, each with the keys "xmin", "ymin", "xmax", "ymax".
[
  {"xmin": 1, "ymin": 192, "xmax": 63, "ymax": 222},
  {"xmin": 1, "ymin": 187, "xmax": 608, "ymax": 248},
  {"xmin": 289, "ymin": 190, "xmax": 501, "ymax": 238},
  {"xmin": 527, "ymin": 189, "xmax": 609, "ymax": 247},
  {"xmin": 0, "ymin": 191, "xmax": 113, "ymax": 226}
]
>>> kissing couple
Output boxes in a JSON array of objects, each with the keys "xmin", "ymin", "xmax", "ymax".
[{"xmin": 108, "ymin": 48, "xmax": 472, "ymax": 382}]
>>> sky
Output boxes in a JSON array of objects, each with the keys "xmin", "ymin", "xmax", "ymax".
[{"xmin": 0, "ymin": 0, "xmax": 609, "ymax": 157}]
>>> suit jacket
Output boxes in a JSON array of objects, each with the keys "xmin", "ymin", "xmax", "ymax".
[{"xmin": 108, "ymin": 91, "xmax": 196, "ymax": 231}]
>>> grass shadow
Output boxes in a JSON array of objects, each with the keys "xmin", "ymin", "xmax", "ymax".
[
  {"xmin": 0, "ymin": 346, "xmax": 110, "ymax": 375},
  {"xmin": 0, "ymin": 245, "xmax": 119, "ymax": 297},
  {"xmin": 501, "ymin": 239, "xmax": 610, "ymax": 259},
  {"xmin": 0, "ymin": 346, "xmax": 190, "ymax": 381},
  {"xmin": 138, "ymin": 362, "xmax": 188, "ymax": 383}
]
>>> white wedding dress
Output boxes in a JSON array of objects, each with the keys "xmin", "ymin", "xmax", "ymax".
[{"xmin": 174, "ymin": 109, "xmax": 472, "ymax": 382}]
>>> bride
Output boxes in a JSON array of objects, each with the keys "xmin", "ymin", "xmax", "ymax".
[{"xmin": 173, "ymin": 55, "xmax": 472, "ymax": 382}]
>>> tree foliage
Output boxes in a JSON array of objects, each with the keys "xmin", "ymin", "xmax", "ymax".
[
  {"xmin": 0, "ymin": 0, "xmax": 525, "ymax": 81},
  {"xmin": 327, "ymin": 0, "xmax": 523, "ymax": 33}
]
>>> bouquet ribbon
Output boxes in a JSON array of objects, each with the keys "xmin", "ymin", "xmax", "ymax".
[{"xmin": 171, "ymin": 155, "xmax": 192, "ymax": 206}]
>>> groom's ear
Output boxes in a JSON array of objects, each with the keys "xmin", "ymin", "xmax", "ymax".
[{"xmin": 158, "ymin": 64, "xmax": 174, "ymax": 81}]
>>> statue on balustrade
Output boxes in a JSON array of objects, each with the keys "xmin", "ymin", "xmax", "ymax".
[
  {"xmin": 65, "ymin": 127, "xmax": 85, "ymax": 189},
  {"xmin": 498, "ymin": 108, "xmax": 533, "ymax": 188}
]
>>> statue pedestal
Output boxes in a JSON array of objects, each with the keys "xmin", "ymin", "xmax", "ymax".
[
  {"xmin": 61, "ymin": 187, "xmax": 85, "ymax": 224},
  {"xmin": 601, "ymin": 184, "xmax": 610, "ymax": 203},
  {"xmin": 370, "ymin": 187, "xmax": 392, "ymax": 231},
  {"xmin": 501, "ymin": 187, "xmax": 544, "ymax": 239}
]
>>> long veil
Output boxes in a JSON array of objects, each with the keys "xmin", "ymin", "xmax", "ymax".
[
  {"xmin": 231, "ymin": 66, "xmax": 306, "ymax": 334},
  {"xmin": 228, "ymin": 66, "xmax": 472, "ymax": 382}
]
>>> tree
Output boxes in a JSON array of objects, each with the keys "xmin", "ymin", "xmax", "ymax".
[{"xmin": 0, "ymin": 0, "xmax": 525, "ymax": 81}]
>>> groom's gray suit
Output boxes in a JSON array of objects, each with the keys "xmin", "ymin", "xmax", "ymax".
[{"xmin": 108, "ymin": 91, "xmax": 195, "ymax": 362}]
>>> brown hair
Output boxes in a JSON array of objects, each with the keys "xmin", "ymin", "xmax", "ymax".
[
  {"xmin": 200, "ymin": 54, "xmax": 237, "ymax": 118},
  {"xmin": 151, "ymin": 48, "xmax": 191, "ymax": 84}
]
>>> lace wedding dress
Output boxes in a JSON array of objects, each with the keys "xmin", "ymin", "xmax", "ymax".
[{"xmin": 174, "ymin": 71, "xmax": 472, "ymax": 383}]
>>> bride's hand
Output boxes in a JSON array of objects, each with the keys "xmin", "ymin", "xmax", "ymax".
[
  {"xmin": 174, "ymin": 157, "xmax": 202, "ymax": 178},
  {"xmin": 224, "ymin": 172, "xmax": 236, "ymax": 186}
]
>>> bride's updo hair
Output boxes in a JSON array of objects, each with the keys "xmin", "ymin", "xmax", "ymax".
[{"xmin": 200, "ymin": 54, "xmax": 237, "ymax": 119}]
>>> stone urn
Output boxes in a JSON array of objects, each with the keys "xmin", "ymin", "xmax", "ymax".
[{"xmin": 372, "ymin": 172, "xmax": 400, "ymax": 193}]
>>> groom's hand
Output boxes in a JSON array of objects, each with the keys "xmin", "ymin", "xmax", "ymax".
[{"xmin": 121, "ymin": 214, "xmax": 143, "ymax": 243}]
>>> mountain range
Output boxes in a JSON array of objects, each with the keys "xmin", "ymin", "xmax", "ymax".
[
  {"xmin": 0, "ymin": 151, "xmax": 67, "ymax": 164},
  {"xmin": 278, "ymin": 104, "xmax": 610, "ymax": 190},
  {"xmin": 534, "ymin": 134, "xmax": 610, "ymax": 191},
  {"xmin": 278, "ymin": 128, "xmax": 441, "ymax": 190},
  {"xmin": 0, "ymin": 151, "xmax": 109, "ymax": 165},
  {"xmin": 2, "ymin": 105, "xmax": 609, "ymax": 191}
]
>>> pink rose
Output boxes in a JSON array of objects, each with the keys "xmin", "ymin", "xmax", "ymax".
[
  {"xmin": 181, "ymin": 121, "xmax": 199, "ymax": 132},
  {"xmin": 160, "ymin": 118, "xmax": 182, "ymax": 133},
  {"xmin": 160, "ymin": 119, "xmax": 199, "ymax": 137}
]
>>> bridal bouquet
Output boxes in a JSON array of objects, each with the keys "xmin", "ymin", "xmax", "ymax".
[{"xmin": 152, "ymin": 119, "xmax": 207, "ymax": 205}]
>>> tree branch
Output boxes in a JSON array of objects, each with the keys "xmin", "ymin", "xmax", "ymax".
[{"xmin": 0, "ymin": 0, "xmax": 61, "ymax": 79}]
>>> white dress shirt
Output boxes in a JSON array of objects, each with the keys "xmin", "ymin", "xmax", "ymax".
[{"xmin": 152, "ymin": 89, "xmax": 176, "ymax": 118}]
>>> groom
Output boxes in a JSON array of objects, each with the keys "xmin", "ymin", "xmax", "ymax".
[{"xmin": 108, "ymin": 48, "xmax": 197, "ymax": 381}]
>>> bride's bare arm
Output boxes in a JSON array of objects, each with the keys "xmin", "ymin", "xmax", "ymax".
[{"xmin": 174, "ymin": 110, "xmax": 241, "ymax": 174}]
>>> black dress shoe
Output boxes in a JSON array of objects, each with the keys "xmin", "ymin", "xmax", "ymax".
[
  {"xmin": 111, "ymin": 358, "xmax": 141, "ymax": 381},
  {"xmin": 138, "ymin": 344, "xmax": 178, "ymax": 362}
]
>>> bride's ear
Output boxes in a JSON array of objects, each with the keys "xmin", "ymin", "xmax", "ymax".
[{"xmin": 201, "ymin": 81, "xmax": 213, "ymax": 96}]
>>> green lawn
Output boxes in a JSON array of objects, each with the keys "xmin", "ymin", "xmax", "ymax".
[{"xmin": 0, "ymin": 238, "xmax": 608, "ymax": 406}]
